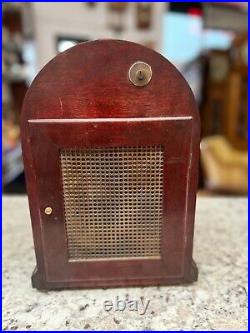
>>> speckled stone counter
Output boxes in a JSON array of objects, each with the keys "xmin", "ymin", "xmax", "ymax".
[{"xmin": 3, "ymin": 196, "xmax": 247, "ymax": 331}]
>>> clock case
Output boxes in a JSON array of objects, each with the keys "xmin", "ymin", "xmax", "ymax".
[{"xmin": 21, "ymin": 40, "xmax": 200, "ymax": 290}]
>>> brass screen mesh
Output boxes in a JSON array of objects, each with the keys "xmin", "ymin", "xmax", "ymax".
[{"xmin": 60, "ymin": 146, "xmax": 164, "ymax": 261}]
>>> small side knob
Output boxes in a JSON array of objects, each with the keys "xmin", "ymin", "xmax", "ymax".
[{"xmin": 44, "ymin": 206, "xmax": 53, "ymax": 215}]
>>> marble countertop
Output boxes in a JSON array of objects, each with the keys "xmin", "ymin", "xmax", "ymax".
[{"xmin": 3, "ymin": 196, "xmax": 247, "ymax": 331}]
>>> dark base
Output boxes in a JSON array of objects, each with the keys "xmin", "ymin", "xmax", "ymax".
[{"xmin": 31, "ymin": 261, "xmax": 198, "ymax": 291}]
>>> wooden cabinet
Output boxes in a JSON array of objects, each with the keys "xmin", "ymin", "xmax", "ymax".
[
  {"xmin": 21, "ymin": 40, "xmax": 200, "ymax": 290},
  {"xmin": 201, "ymin": 34, "xmax": 248, "ymax": 151},
  {"xmin": 224, "ymin": 33, "xmax": 248, "ymax": 150},
  {"xmin": 201, "ymin": 50, "xmax": 230, "ymax": 136}
]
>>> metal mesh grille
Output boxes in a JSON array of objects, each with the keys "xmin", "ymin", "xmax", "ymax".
[{"xmin": 60, "ymin": 146, "xmax": 164, "ymax": 261}]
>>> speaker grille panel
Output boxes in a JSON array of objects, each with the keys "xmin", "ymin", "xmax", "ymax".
[{"xmin": 60, "ymin": 146, "xmax": 164, "ymax": 261}]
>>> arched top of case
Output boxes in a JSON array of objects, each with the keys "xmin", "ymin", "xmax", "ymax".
[{"xmin": 21, "ymin": 39, "xmax": 199, "ymax": 122}]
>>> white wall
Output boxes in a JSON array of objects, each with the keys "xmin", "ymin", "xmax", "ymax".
[{"xmin": 31, "ymin": 2, "xmax": 166, "ymax": 72}]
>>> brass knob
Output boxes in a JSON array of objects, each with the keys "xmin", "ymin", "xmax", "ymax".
[
  {"xmin": 44, "ymin": 206, "xmax": 53, "ymax": 215},
  {"xmin": 129, "ymin": 61, "xmax": 152, "ymax": 87}
]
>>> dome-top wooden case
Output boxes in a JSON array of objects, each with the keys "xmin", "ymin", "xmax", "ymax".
[{"xmin": 21, "ymin": 40, "xmax": 200, "ymax": 290}]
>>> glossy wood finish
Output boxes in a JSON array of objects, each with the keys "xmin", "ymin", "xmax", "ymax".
[{"xmin": 21, "ymin": 40, "xmax": 200, "ymax": 290}]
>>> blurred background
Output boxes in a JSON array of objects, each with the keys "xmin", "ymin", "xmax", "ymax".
[{"xmin": 2, "ymin": 2, "xmax": 248, "ymax": 196}]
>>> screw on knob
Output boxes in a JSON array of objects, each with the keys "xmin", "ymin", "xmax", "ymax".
[{"xmin": 137, "ymin": 70, "xmax": 145, "ymax": 81}]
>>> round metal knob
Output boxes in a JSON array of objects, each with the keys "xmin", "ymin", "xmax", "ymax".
[{"xmin": 129, "ymin": 61, "xmax": 152, "ymax": 87}]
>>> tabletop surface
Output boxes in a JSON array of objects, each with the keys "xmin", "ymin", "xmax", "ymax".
[{"xmin": 2, "ymin": 195, "xmax": 247, "ymax": 331}]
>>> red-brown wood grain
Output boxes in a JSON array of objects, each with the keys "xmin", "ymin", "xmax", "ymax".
[{"xmin": 21, "ymin": 40, "xmax": 200, "ymax": 290}]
